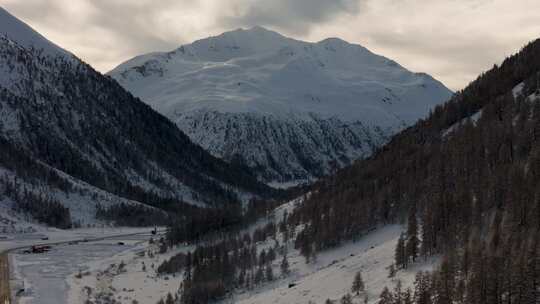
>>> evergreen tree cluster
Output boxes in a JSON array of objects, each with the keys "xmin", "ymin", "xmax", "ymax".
[
  {"xmin": 165, "ymin": 198, "xmax": 282, "ymax": 245},
  {"xmin": 159, "ymin": 218, "xmax": 292, "ymax": 304},
  {"xmin": 95, "ymin": 203, "xmax": 167, "ymax": 227},
  {"xmin": 395, "ymin": 206, "xmax": 420, "ymax": 269},
  {"xmin": 1, "ymin": 174, "xmax": 72, "ymax": 229},
  {"xmin": 15, "ymin": 193, "xmax": 72, "ymax": 229}
]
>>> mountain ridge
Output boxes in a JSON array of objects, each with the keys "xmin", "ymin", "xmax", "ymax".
[{"xmin": 109, "ymin": 26, "xmax": 453, "ymax": 183}]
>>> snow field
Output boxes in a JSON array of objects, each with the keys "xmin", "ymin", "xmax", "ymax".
[{"xmin": 67, "ymin": 234, "xmax": 188, "ymax": 304}]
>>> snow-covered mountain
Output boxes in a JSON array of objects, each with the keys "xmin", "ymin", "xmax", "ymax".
[
  {"xmin": 0, "ymin": 7, "xmax": 275, "ymax": 226},
  {"xmin": 109, "ymin": 27, "xmax": 453, "ymax": 183}
]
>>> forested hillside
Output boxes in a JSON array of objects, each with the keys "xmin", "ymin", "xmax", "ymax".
[{"xmin": 287, "ymin": 39, "xmax": 540, "ymax": 303}]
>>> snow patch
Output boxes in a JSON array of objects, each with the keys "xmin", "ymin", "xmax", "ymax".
[
  {"xmin": 442, "ymin": 110, "xmax": 483, "ymax": 138},
  {"xmin": 513, "ymin": 82, "xmax": 525, "ymax": 98}
]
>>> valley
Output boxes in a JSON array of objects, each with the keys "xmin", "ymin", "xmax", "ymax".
[
  {"xmin": 0, "ymin": 3, "xmax": 539, "ymax": 304},
  {"xmin": 2, "ymin": 199, "xmax": 436, "ymax": 304}
]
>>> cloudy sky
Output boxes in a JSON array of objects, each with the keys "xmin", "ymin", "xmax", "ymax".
[{"xmin": 1, "ymin": 0, "xmax": 539, "ymax": 90}]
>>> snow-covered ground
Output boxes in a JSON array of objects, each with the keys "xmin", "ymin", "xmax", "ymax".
[
  {"xmin": 0, "ymin": 215, "xmax": 160, "ymax": 303},
  {"xmin": 5, "ymin": 197, "xmax": 438, "ymax": 304},
  {"xmin": 68, "ymin": 198, "xmax": 437, "ymax": 304},
  {"xmin": 67, "ymin": 235, "xmax": 190, "ymax": 304},
  {"xmin": 230, "ymin": 225, "xmax": 438, "ymax": 304},
  {"xmin": 6, "ymin": 229, "xmax": 161, "ymax": 304},
  {"xmin": 230, "ymin": 198, "xmax": 438, "ymax": 304},
  {"xmin": 12, "ymin": 236, "xmax": 138, "ymax": 303}
]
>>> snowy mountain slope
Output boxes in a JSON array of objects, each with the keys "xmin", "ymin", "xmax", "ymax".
[
  {"xmin": 109, "ymin": 27, "xmax": 453, "ymax": 182},
  {"xmin": 0, "ymin": 8, "xmax": 276, "ymax": 226},
  {"xmin": 230, "ymin": 199, "xmax": 438, "ymax": 304},
  {"xmin": 232, "ymin": 226, "xmax": 437, "ymax": 304}
]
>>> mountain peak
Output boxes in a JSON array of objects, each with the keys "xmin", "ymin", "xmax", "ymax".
[
  {"xmin": 109, "ymin": 24, "xmax": 452, "ymax": 183},
  {"xmin": 169, "ymin": 25, "xmax": 298, "ymax": 62},
  {"xmin": 318, "ymin": 37, "xmax": 348, "ymax": 45},
  {"xmin": 216, "ymin": 25, "xmax": 289, "ymax": 43},
  {"xmin": 225, "ymin": 25, "xmax": 282, "ymax": 36},
  {"xmin": 244, "ymin": 25, "xmax": 274, "ymax": 33}
]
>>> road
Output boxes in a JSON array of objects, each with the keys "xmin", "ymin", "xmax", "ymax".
[{"xmin": 0, "ymin": 229, "xmax": 163, "ymax": 304}]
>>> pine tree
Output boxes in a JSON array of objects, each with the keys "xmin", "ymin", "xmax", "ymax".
[
  {"xmin": 340, "ymin": 293, "xmax": 353, "ymax": 304},
  {"xmin": 414, "ymin": 271, "xmax": 432, "ymax": 304},
  {"xmin": 254, "ymin": 267, "xmax": 264, "ymax": 285},
  {"xmin": 351, "ymin": 270, "xmax": 365, "ymax": 295},
  {"xmin": 388, "ymin": 263, "xmax": 397, "ymax": 278},
  {"xmin": 238, "ymin": 269, "xmax": 246, "ymax": 287},
  {"xmin": 298, "ymin": 230, "xmax": 313, "ymax": 263},
  {"xmin": 523, "ymin": 237, "xmax": 539, "ymax": 304},
  {"xmin": 379, "ymin": 286, "xmax": 394, "ymax": 304},
  {"xmin": 420, "ymin": 208, "xmax": 435, "ymax": 259},
  {"xmin": 265, "ymin": 265, "xmax": 274, "ymax": 281},
  {"xmin": 433, "ymin": 255, "xmax": 455, "ymax": 304},
  {"xmin": 393, "ymin": 280, "xmax": 403, "ymax": 304},
  {"xmin": 406, "ymin": 205, "xmax": 419, "ymax": 263},
  {"xmin": 395, "ymin": 233, "xmax": 407, "ymax": 269},
  {"xmin": 403, "ymin": 288, "xmax": 413, "ymax": 304},
  {"xmin": 280, "ymin": 254, "xmax": 290, "ymax": 276}
]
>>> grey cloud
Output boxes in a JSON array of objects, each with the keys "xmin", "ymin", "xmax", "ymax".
[
  {"xmin": 369, "ymin": 30, "xmax": 509, "ymax": 80},
  {"xmin": 219, "ymin": 0, "xmax": 361, "ymax": 35},
  {"xmin": 1, "ymin": 0, "xmax": 201, "ymax": 70},
  {"xmin": 1, "ymin": 0, "xmax": 364, "ymax": 71},
  {"xmin": 2, "ymin": 0, "xmax": 539, "ymax": 90},
  {"xmin": 86, "ymin": 0, "xmax": 192, "ymax": 52},
  {"xmin": 1, "ymin": 0, "xmax": 61, "ymax": 24}
]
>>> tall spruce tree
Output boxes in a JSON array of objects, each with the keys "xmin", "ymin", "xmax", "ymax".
[
  {"xmin": 406, "ymin": 205, "xmax": 419, "ymax": 263},
  {"xmin": 352, "ymin": 271, "xmax": 365, "ymax": 295},
  {"xmin": 280, "ymin": 254, "xmax": 290, "ymax": 276},
  {"xmin": 395, "ymin": 233, "xmax": 407, "ymax": 269}
]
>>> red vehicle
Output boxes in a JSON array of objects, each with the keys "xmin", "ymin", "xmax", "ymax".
[{"xmin": 25, "ymin": 245, "xmax": 51, "ymax": 254}]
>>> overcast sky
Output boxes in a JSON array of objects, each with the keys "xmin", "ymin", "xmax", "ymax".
[{"xmin": 1, "ymin": 0, "xmax": 539, "ymax": 90}]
